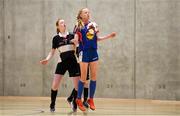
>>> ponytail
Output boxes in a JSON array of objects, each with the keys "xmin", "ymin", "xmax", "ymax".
[
  {"xmin": 56, "ymin": 18, "xmax": 61, "ymax": 34},
  {"xmin": 76, "ymin": 8, "xmax": 86, "ymax": 31}
]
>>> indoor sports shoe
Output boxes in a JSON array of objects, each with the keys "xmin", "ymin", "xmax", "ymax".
[
  {"xmin": 87, "ymin": 98, "xmax": 95, "ymax": 110},
  {"xmin": 71, "ymin": 100, "xmax": 77, "ymax": 112},
  {"xmin": 50, "ymin": 107, "xmax": 55, "ymax": 112},
  {"xmin": 76, "ymin": 98, "xmax": 86, "ymax": 111},
  {"xmin": 50, "ymin": 103, "xmax": 55, "ymax": 112}
]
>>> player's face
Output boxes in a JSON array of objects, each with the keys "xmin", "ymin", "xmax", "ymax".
[
  {"xmin": 81, "ymin": 8, "xmax": 90, "ymax": 22},
  {"xmin": 57, "ymin": 19, "xmax": 66, "ymax": 32}
]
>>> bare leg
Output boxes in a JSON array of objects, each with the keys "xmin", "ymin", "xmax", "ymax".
[{"xmin": 72, "ymin": 76, "xmax": 80, "ymax": 91}]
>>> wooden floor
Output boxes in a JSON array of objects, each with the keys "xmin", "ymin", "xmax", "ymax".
[{"xmin": 0, "ymin": 96, "xmax": 180, "ymax": 116}]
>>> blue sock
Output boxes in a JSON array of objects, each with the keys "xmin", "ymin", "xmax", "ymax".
[
  {"xmin": 77, "ymin": 80, "xmax": 84, "ymax": 99},
  {"xmin": 89, "ymin": 80, "xmax": 96, "ymax": 98}
]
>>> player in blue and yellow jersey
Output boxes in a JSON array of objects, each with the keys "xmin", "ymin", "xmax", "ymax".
[{"xmin": 72, "ymin": 8, "xmax": 116, "ymax": 111}]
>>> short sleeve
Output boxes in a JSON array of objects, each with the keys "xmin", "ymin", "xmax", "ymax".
[{"xmin": 52, "ymin": 36, "xmax": 58, "ymax": 49}]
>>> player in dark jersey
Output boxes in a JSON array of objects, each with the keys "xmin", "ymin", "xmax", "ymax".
[
  {"xmin": 40, "ymin": 19, "xmax": 80, "ymax": 112},
  {"xmin": 73, "ymin": 8, "xmax": 116, "ymax": 111}
]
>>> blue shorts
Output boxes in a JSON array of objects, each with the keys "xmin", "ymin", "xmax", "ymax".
[{"xmin": 79, "ymin": 49, "xmax": 99, "ymax": 62}]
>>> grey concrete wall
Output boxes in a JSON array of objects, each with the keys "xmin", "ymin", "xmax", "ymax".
[
  {"xmin": 88, "ymin": 0, "xmax": 135, "ymax": 98},
  {"xmin": 0, "ymin": 0, "xmax": 180, "ymax": 100},
  {"xmin": 0, "ymin": 0, "xmax": 4, "ymax": 95},
  {"xmin": 136, "ymin": 0, "xmax": 180, "ymax": 100},
  {"xmin": 3, "ymin": 0, "xmax": 43, "ymax": 96}
]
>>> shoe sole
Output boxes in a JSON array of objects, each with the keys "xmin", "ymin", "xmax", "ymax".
[
  {"xmin": 90, "ymin": 107, "xmax": 95, "ymax": 110},
  {"xmin": 77, "ymin": 104, "xmax": 86, "ymax": 111},
  {"xmin": 78, "ymin": 107, "xmax": 86, "ymax": 112},
  {"xmin": 50, "ymin": 109, "xmax": 55, "ymax": 112}
]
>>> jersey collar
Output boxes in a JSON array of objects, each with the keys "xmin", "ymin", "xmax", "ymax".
[{"xmin": 58, "ymin": 32, "xmax": 69, "ymax": 37}]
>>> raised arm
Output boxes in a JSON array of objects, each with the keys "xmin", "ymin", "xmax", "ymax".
[
  {"xmin": 40, "ymin": 49, "xmax": 56, "ymax": 65},
  {"xmin": 97, "ymin": 32, "xmax": 116, "ymax": 42}
]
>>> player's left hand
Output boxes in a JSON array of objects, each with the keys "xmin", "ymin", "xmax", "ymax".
[{"xmin": 110, "ymin": 32, "xmax": 116, "ymax": 38}]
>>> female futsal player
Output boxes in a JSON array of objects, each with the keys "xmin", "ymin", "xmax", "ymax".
[
  {"xmin": 66, "ymin": 25, "xmax": 91, "ymax": 109},
  {"xmin": 74, "ymin": 8, "xmax": 116, "ymax": 111},
  {"xmin": 40, "ymin": 18, "xmax": 80, "ymax": 112}
]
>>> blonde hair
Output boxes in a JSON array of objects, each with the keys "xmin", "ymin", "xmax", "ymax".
[
  {"xmin": 77, "ymin": 8, "xmax": 85, "ymax": 20},
  {"xmin": 76, "ymin": 8, "xmax": 87, "ymax": 30}
]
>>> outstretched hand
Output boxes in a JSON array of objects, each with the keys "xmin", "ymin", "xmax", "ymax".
[
  {"xmin": 40, "ymin": 59, "xmax": 48, "ymax": 65},
  {"xmin": 110, "ymin": 32, "xmax": 116, "ymax": 38}
]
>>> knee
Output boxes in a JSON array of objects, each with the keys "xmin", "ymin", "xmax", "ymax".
[
  {"xmin": 91, "ymin": 73, "xmax": 97, "ymax": 81},
  {"xmin": 51, "ymin": 84, "xmax": 58, "ymax": 91}
]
